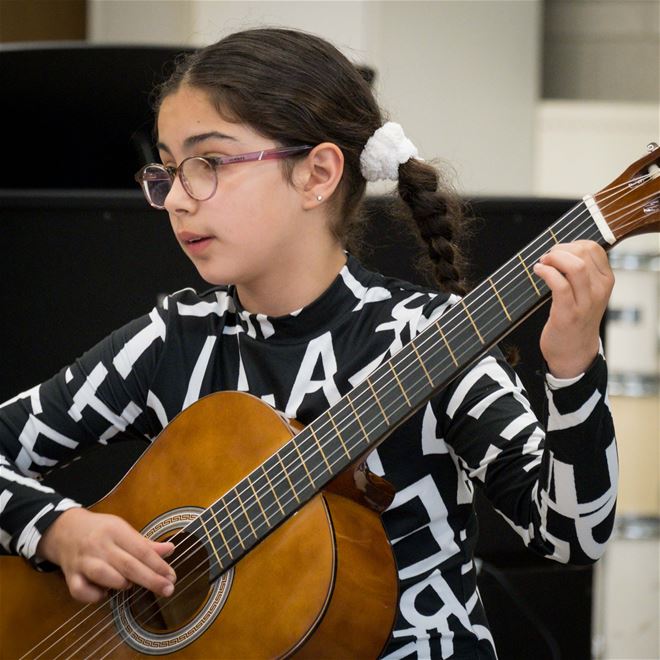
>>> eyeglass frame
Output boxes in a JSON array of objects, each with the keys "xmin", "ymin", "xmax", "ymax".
[{"xmin": 134, "ymin": 144, "xmax": 314, "ymax": 209}]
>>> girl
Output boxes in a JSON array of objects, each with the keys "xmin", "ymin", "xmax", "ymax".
[{"xmin": 0, "ymin": 28, "xmax": 616, "ymax": 659}]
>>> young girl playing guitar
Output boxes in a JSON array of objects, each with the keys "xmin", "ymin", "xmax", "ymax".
[{"xmin": 0, "ymin": 28, "xmax": 619, "ymax": 659}]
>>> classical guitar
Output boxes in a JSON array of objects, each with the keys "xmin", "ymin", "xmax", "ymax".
[{"xmin": 1, "ymin": 145, "xmax": 658, "ymax": 659}]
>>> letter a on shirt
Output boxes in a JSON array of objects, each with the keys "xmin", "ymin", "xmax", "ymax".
[{"xmin": 285, "ymin": 332, "xmax": 341, "ymax": 419}]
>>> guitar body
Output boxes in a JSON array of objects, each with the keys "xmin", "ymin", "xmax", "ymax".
[{"xmin": 0, "ymin": 392, "xmax": 398, "ymax": 659}]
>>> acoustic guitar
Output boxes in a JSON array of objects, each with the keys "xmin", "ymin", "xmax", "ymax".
[{"xmin": 1, "ymin": 145, "xmax": 658, "ymax": 659}]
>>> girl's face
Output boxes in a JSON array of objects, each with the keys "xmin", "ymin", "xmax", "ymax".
[{"xmin": 156, "ymin": 85, "xmax": 315, "ymax": 291}]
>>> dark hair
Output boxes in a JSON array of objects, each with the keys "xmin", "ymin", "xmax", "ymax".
[{"xmin": 156, "ymin": 28, "xmax": 468, "ymax": 295}]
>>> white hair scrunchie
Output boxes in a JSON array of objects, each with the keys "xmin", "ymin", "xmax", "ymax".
[{"xmin": 359, "ymin": 121, "xmax": 419, "ymax": 182}]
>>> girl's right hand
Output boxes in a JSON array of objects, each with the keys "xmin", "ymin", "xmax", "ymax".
[{"xmin": 36, "ymin": 508, "xmax": 176, "ymax": 603}]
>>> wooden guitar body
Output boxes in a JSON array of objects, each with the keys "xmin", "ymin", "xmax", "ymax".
[{"xmin": 0, "ymin": 392, "xmax": 398, "ymax": 659}]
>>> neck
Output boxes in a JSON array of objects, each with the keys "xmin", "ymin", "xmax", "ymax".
[{"xmin": 236, "ymin": 243, "xmax": 347, "ymax": 317}]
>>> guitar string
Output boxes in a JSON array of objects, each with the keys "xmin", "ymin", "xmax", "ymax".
[
  {"xmin": 86, "ymin": 179, "xmax": 658, "ymax": 660},
  {"xmin": 30, "ymin": 175, "xmax": 657, "ymax": 660},
  {"xmin": 25, "ymin": 172, "xmax": 657, "ymax": 659}
]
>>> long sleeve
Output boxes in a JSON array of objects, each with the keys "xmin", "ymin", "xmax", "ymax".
[
  {"xmin": 438, "ymin": 349, "xmax": 616, "ymax": 565},
  {"xmin": 0, "ymin": 307, "xmax": 167, "ymax": 562}
]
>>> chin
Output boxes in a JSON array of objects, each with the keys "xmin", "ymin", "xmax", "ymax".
[
  {"xmin": 188, "ymin": 258, "xmax": 236, "ymax": 288},
  {"xmin": 199, "ymin": 272, "xmax": 233, "ymax": 287}
]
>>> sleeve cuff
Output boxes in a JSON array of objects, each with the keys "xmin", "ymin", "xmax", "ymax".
[
  {"xmin": 546, "ymin": 371, "xmax": 584, "ymax": 390},
  {"xmin": 545, "ymin": 339, "xmax": 605, "ymax": 391}
]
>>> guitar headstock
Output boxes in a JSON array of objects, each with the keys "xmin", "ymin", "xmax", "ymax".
[{"xmin": 593, "ymin": 142, "xmax": 660, "ymax": 243}]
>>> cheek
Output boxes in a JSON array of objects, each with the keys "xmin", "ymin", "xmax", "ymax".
[{"xmin": 219, "ymin": 173, "xmax": 298, "ymax": 236}]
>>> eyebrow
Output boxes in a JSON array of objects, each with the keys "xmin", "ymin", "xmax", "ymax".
[{"xmin": 157, "ymin": 131, "xmax": 239, "ymax": 154}]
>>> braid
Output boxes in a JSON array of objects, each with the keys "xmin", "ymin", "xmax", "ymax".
[{"xmin": 397, "ymin": 158, "xmax": 469, "ymax": 296}]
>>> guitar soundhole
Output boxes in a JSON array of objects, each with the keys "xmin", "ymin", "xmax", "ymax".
[
  {"xmin": 113, "ymin": 507, "xmax": 233, "ymax": 654},
  {"xmin": 129, "ymin": 530, "xmax": 211, "ymax": 634}
]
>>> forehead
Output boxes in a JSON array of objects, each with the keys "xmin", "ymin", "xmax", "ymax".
[{"xmin": 157, "ymin": 86, "xmax": 259, "ymax": 150}]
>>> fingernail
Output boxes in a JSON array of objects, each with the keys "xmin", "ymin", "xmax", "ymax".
[
  {"xmin": 163, "ymin": 583, "xmax": 174, "ymax": 597},
  {"xmin": 169, "ymin": 571, "xmax": 177, "ymax": 583}
]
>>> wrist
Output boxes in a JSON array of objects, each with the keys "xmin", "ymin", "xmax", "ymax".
[
  {"xmin": 546, "ymin": 340, "xmax": 601, "ymax": 379},
  {"xmin": 36, "ymin": 506, "xmax": 84, "ymax": 565},
  {"xmin": 547, "ymin": 360, "xmax": 590, "ymax": 380}
]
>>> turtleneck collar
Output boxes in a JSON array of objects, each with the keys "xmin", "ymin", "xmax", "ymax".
[{"xmin": 227, "ymin": 255, "xmax": 390, "ymax": 344}]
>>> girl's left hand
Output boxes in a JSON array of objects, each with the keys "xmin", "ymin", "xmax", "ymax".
[{"xmin": 533, "ymin": 240, "xmax": 615, "ymax": 379}]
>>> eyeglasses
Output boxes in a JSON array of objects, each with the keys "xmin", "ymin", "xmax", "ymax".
[{"xmin": 135, "ymin": 144, "xmax": 313, "ymax": 209}]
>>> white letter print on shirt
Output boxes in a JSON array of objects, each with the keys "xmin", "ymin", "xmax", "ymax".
[{"xmin": 285, "ymin": 332, "xmax": 341, "ymax": 419}]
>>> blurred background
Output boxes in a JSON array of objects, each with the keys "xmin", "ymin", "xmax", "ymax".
[{"xmin": 0, "ymin": 1, "xmax": 658, "ymax": 658}]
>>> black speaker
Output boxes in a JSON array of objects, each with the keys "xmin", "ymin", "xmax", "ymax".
[{"xmin": 0, "ymin": 191, "xmax": 206, "ymax": 402}]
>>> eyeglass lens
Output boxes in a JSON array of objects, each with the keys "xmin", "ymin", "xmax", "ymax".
[
  {"xmin": 142, "ymin": 158, "xmax": 217, "ymax": 208},
  {"xmin": 141, "ymin": 167, "xmax": 173, "ymax": 208}
]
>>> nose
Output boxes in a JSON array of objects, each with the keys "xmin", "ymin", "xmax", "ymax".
[{"xmin": 163, "ymin": 172, "xmax": 197, "ymax": 215}]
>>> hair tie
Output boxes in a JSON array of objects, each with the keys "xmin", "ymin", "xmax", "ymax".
[{"xmin": 359, "ymin": 121, "xmax": 419, "ymax": 182}]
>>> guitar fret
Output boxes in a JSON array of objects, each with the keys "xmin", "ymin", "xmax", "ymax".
[
  {"xmin": 346, "ymin": 392, "xmax": 370, "ymax": 444},
  {"xmin": 488, "ymin": 277, "xmax": 511, "ymax": 321},
  {"xmin": 549, "ymin": 228, "xmax": 559, "ymax": 244},
  {"xmin": 366, "ymin": 377, "xmax": 390, "ymax": 424},
  {"xmin": 261, "ymin": 460, "xmax": 286, "ymax": 516},
  {"xmin": 236, "ymin": 490, "xmax": 257, "ymax": 537},
  {"xmin": 291, "ymin": 437, "xmax": 317, "ymax": 488},
  {"xmin": 435, "ymin": 320, "xmax": 458, "ymax": 366},
  {"xmin": 198, "ymin": 515, "xmax": 223, "ymax": 568},
  {"xmin": 208, "ymin": 507, "xmax": 233, "ymax": 559},
  {"xmin": 222, "ymin": 499, "xmax": 246, "ymax": 550},
  {"xmin": 246, "ymin": 474, "xmax": 271, "ymax": 528},
  {"xmin": 309, "ymin": 425, "xmax": 332, "ymax": 472},
  {"xmin": 411, "ymin": 342, "xmax": 434, "ymax": 386},
  {"xmin": 517, "ymin": 253, "xmax": 541, "ymax": 296},
  {"xmin": 276, "ymin": 453, "xmax": 301, "ymax": 503},
  {"xmin": 389, "ymin": 362, "xmax": 411, "ymax": 405},
  {"xmin": 327, "ymin": 411, "xmax": 351, "ymax": 459},
  {"xmin": 461, "ymin": 299, "xmax": 484, "ymax": 344}
]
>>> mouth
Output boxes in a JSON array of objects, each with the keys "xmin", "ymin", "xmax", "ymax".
[{"xmin": 178, "ymin": 232, "xmax": 214, "ymax": 252}]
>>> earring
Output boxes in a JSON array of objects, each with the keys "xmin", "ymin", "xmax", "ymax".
[{"xmin": 316, "ymin": 195, "xmax": 323, "ymax": 202}]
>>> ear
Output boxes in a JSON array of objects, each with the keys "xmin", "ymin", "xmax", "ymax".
[{"xmin": 296, "ymin": 142, "xmax": 344, "ymax": 210}]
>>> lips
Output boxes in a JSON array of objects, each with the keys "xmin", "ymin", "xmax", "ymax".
[
  {"xmin": 177, "ymin": 231, "xmax": 214, "ymax": 254},
  {"xmin": 178, "ymin": 231, "xmax": 212, "ymax": 244}
]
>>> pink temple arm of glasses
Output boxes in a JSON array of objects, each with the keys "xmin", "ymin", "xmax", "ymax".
[{"xmin": 215, "ymin": 145, "xmax": 313, "ymax": 165}]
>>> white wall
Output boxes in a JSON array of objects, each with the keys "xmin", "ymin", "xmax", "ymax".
[
  {"xmin": 373, "ymin": 1, "xmax": 540, "ymax": 196},
  {"xmin": 534, "ymin": 101, "xmax": 660, "ymax": 199},
  {"xmin": 188, "ymin": 1, "xmax": 374, "ymax": 54},
  {"xmin": 88, "ymin": 0, "xmax": 193, "ymax": 45}
]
